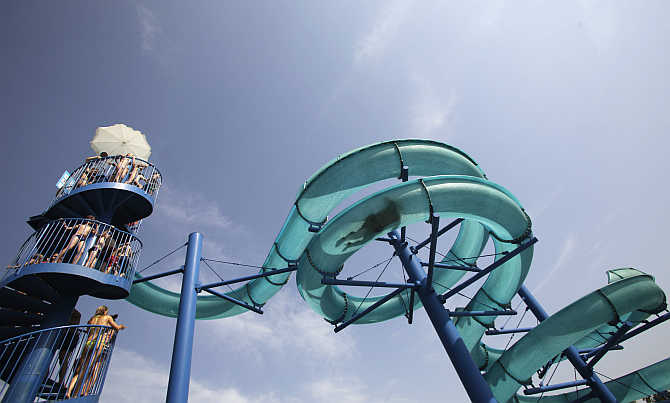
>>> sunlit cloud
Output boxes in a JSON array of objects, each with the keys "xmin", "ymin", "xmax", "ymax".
[
  {"xmin": 103, "ymin": 348, "xmax": 278, "ymax": 403},
  {"xmin": 136, "ymin": 4, "xmax": 161, "ymax": 52},
  {"xmin": 354, "ymin": 0, "xmax": 413, "ymax": 67}
]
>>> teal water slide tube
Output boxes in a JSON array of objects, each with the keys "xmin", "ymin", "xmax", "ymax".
[{"xmin": 127, "ymin": 140, "xmax": 669, "ymax": 401}]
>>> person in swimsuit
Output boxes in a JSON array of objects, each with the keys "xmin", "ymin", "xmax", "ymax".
[
  {"xmin": 144, "ymin": 171, "xmax": 161, "ymax": 195},
  {"xmin": 66, "ymin": 305, "xmax": 125, "ymax": 398},
  {"xmin": 107, "ymin": 242, "xmax": 133, "ymax": 276},
  {"xmin": 125, "ymin": 160, "xmax": 148, "ymax": 187},
  {"xmin": 84, "ymin": 230, "xmax": 112, "ymax": 269},
  {"xmin": 55, "ymin": 216, "xmax": 98, "ymax": 264},
  {"xmin": 5, "ymin": 253, "xmax": 44, "ymax": 269},
  {"xmin": 111, "ymin": 153, "xmax": 134, "ymax": 183},
  {"xmin": 84, "ymin": 151, "xmax": 108, "ymax": 162},
  {"xmin": 76, "ymin": 166, "xmax": 99, "ymax": 188}
]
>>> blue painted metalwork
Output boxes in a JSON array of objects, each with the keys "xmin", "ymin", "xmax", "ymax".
[
  {"xmin": 132, "ymin": 267, "xmax": 184, "ymax": 285},
  {"xmin": 197, "ymin": 266, "xmax": 297, "ymax": 290},
  {"xmin": 166, "ymin": 232, "xmax": 202, "ymax": 403},
  {"xmin": 388, "ymin": 230, "xmax": 497, "ymax": 403},
  {"xmin": 517, "ymin": 285, "xmax": 617, "ymax": 403},
  {"xmin": 586, "ymin": 321, "xmax": 632, "ymax": 369},
  {"xmin": 47, "ymin": 182, "xmax": 156, "ymax": 226},
  {"xmin": 4, "ymin": 217, "xmax": 143, "ymax": 298},
  {"xmin": 440, "ymin": 238, "xmax": 537, "ymax": 302},
  {"xmin": 426, "ymin": 215, "xmax": 440, "ymax": 288},
  {"xmin": 410, "ymin": 218, "xmax": 464, "ymax": 253},
  {"xmin": 448, "ymin": 310, "xmax": 517, "ymax": 317},
  {"xmin": 485, "ymin": 327, "xmax": 533, "ymax": 336},
  {"xmin": 201, "ymin": 288, "xmax": 264, "ymax": 315},
  {"xmin": 523, "ymin": 379, "xmax": 588, "ymax": 395},
  {"xmin": 2, "ymin": 296, "xmax": 77, "ymax": 402},
  {"xmin": 0, "ymin": 323, "xmax": 119, "ymax": 402},
  {"xmin": 320, "ymin": 278, "xmax": 418, "ymax": 289}
]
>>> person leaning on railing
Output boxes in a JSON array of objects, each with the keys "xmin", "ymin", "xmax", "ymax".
[
  {"xmin": 55, "ymin": 216, "xmax": 98, "ymax": 264},
  {"xmin": 66, "ymin": 305, "xmax": 126, "ymax": 399}
]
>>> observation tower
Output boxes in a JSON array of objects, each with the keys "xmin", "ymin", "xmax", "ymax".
[{"xmin": 0, "ymin": 126, "xmax": 161, "ymax": 402}]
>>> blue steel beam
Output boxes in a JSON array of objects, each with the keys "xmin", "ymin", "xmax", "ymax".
[
  {"xmin": 197, "ymin": 266, "xmax": 297, "ymax": 290},
  {"xmin": 618, "ymin": 311, "xmax": 670, "ymax": 344},
  {"xmin": 389, "ymin": 231, "xmax": 497, "ymax": 403},
  {"xmin": 440, "ymin": 238, "xmax": 537, "ymax": 302},
  {"xmin": 334, "ymin": 287, "xmax": 405, "ymax": 333},
  {"xmin": 166, "ymin": 232, "xmax": 202, "ymax": 403},
  {"xmin": 133, "ymin": 266, "xmax": 184, "ymax": 284},
  {"xmin": 485, "ymin": 327, "xmax": 533, "ymax": 336},
  {"xmin": 411, "ymin": 218, "xmax": 464, "ymax": 253},
  {"xmin": 426, "ymin": 216, "xmax": 440, "ymax": 288},
  {"xmin": 321, "ymin": 278, "xmax": 419, "ymax": 289},
  {"xmin": 201, "ymin": 288, "xmax": 263, "ymax": 315},
  {"xmin": 517, "ymin": 285, "xmax": 616, "ymax": 403},
  {"xmin": 422, "ymin": 262, "xmax": 481, "ymax": 272},
  {"xmin": 586, "ymin": 321, "xmax": 632, "ymax": 369},
  {"xmin": 523, "ymin": 380, "xmax": 588, "ymax": 395},
  {"xmin": 448, "ymin": 310, "xmax": 517, "ymax": 317}
]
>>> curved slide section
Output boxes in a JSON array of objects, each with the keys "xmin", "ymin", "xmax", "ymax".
[
  {"xmin": 127, "ymin": 140, "xmax": 494, "ymax": 318},
  {"xmin": 125, "ymin": 139, "xmax": 669, "ymax": 402},
  {"xmin": 484, "ymin": 269, "xmax": 666, "ymax": 402}
]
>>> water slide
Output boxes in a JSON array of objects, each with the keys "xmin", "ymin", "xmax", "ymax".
[{"xmin": 127, "ymin": 140, "xmax": 669, "ymax": 401}]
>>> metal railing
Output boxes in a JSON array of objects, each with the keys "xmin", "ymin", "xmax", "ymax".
[
  {"xmin": 0, "ymin": 325, "xmax": 118, "ymax": 401},
  {"xmin": 8, "ymin": 218, "xmax": 143, "ymax": 280},
  {"xmin": 54, "ymin": 155, "xmax": 162, "ymax": 201}
]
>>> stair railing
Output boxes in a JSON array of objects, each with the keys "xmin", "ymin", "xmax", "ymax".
[
  {"xmin": 8, "ymin": 218, "xmax": 143, "ymax": 280},
  {"xmin": 0, "ymin": 324, "xmax": 118, "ymax": 402},
  {"xmin": 53, "ymin": 155, "xmax": 162, "ymax": 202}
]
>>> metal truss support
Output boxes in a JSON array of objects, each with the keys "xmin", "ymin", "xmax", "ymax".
[
  {"xmin": 389, "ymin": 230, "xmax": 497, "ymax": 403},
  {"xmin": 517, "ymin": 285, "xmax": 616, "ymax": 403}
]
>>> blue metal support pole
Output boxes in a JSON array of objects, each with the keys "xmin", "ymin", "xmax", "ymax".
[
  {"xmin": 166, "ymin": 232, "xmax": 202, "ymax": 403},
  {"xmin": 389, "ymin": 231, "xmax": 497, "ymax": 403},
  {"xmin": 2, "ymin": 295, "xmax": 78, "ymax": 403},
  {"xmin": 517, "ymin": 285, "xmax": 617, "ymax": 403}
]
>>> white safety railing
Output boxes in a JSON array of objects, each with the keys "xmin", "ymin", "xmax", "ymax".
[
  {"xmin": 8, "ymin": 218, "xmax": 142, "ymax": 279},
  {"xmin": 0, "ymin": 325, "xmax": 118, "ymax": 401},
  {"xmin": 54, "ymin": 155, "xmax": 162, "ymax": 201}
]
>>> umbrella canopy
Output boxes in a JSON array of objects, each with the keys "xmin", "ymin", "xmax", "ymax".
[{"xmin": 90, "ymin": 124, "xmax": 152, "ymax": 160}]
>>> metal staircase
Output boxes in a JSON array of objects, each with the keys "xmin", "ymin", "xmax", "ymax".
[{"xmin": 0, "ymin": 154, "xmax": 161, "ymax": 402}]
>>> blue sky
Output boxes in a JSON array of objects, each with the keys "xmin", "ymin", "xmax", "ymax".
[{"xmin": 2, "ymin": 1, "xmax": 669, "ymax": 402}]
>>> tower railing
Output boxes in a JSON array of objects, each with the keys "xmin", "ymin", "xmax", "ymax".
[
  {"xmin": 0, "ymin": 324, "xmax": 118, "ymax": 401},
  {"xmin": 53, "ymin": 155, "xmax": 162, "ymax": 202},
  {"xmin": 9, "ymin": 218, "xmax": 143, "ymax": 279}
]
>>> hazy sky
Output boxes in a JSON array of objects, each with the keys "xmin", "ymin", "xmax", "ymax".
[{"xmin": 2, "ymin": 1, "xmax": 669, "ymax": 402}]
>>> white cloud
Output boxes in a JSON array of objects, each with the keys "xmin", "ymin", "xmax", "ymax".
[
  {"xmin": 203, "ymin": 289, "xmax": 356, "ymax": 360},
  {"xmin": 533, "ymin": 235, "xmax": 576, "ymax": 293},
  {"xmin": 526, "ymin": 185, "xmax": 564, "ymax": 221},
  {"xmin": 304, "ymin": 377, "xmax": 414, "ymax": 403},
  {"xmin": 136, "ymin": 4, "xmax": 161, "ymax": 52},
  {"xmin": 408, "ymin": 73, "xmax": 457, "ymax": 137},
  {"xmin": 354, "ymin": 0, "xmax": 413, "ymax": 67},
  {"xmin": 101, "ymin": 348, "xmax": 277, "ymax": 403},
  {"xmin": 158, "ymin": 186, "xmax": 234, "ymax": 230}
]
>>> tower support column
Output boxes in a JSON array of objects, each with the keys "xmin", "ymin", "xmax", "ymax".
[
  {"xmin": 389, "ymin": 231, "xmax": 497, "ymax": 403},
  {"xmin": 2, "ymin": 295, "xmax": 78, "ymax": 403},
  {"xmin": 166, "ymin": 232, "xmax": 202, "ymax": 403}
]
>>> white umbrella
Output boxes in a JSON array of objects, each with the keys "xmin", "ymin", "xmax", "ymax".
[{"xmin": 90, "ymin": 124, "xmax": 152, "ymax": 160}]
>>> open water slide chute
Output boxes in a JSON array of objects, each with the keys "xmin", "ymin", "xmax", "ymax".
[{"xmin": 126, "ymin": 139, "xmax": 669, "ymax": 401}]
